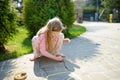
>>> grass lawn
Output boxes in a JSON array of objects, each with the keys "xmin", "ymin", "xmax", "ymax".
[
  {"xmin": 68, "ymin": 24, "xmax": 86, "ymax": 38},
  {"xmin": 0, "ymin": 26, "xmax": 32, "ymax": 61},
  {"xmin": 0, "ymin": 24, "xmax": 86, "ymax": 61}
]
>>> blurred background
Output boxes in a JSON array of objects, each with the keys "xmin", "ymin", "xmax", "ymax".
[{"xmin": 13, "ymin": 0, "xmax": 120, "ymax": 24}]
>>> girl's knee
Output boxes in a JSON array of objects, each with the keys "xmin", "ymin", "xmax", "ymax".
[{"xmin": 59, "ymin": 33, "xmax": 64, "ymax": 40}]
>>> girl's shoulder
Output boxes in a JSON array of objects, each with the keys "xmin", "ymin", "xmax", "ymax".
[{"xmin": 32, "ymin": 33, "xmax": 45, "ymax": 41}]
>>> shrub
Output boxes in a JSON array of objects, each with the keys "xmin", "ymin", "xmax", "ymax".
[
  {"xmin": 23, "ymin": 0, "xmax": 75, "ymax": 38},
  {"xmin": 0, "ymin": 0, "xmax": 17, "ymax": 53}
]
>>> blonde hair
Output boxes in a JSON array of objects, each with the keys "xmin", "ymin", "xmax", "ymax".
[{"xmin": 36, "ymin": 17, "xmax": 64, "ymax": 52}]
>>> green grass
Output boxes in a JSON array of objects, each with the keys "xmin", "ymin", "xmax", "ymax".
[
  {"xmin": 0, "ymin": 24, "xmax": 86, "ymax": 62},
  {"xmin": 68, "ymin": 24, "xmax": 86, "ymax": 38},
  {"xmin": 0, "ymin": 26, "xmax": 32, "ymax": 61}
]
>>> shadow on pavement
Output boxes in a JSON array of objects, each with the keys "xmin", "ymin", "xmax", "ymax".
[
  {"xmin": 34, "ymin": 56, "xmax": 80, "ymax": 80},
  {"xmin": 0, "ymin": 60, "xmax": 16, "ymax": 80},
  {"xmin": 61, "ymin": 36, "xmax": 100, "ymax": 61}
]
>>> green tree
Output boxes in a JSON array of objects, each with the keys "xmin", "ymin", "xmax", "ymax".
[
  {"xmin": 23, "ymin": 0, "xmax": 75, "ymax": 38},
  {"xmin": 0, "ymin": 0, "xmax": 17, "ymax": 53},
  {"xmin": 101, "ymin": 0, "xmax": 120, "ymax": 22}
]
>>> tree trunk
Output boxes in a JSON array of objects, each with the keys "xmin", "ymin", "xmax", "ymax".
[{"xmin": 0, "ymin": 42, "xmax": 6, "ymax": 54}]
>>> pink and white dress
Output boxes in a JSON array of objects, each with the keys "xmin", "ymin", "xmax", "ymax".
[{"xmin": 32, "ymin": 32, "xmax": 64, "ymax": 57}]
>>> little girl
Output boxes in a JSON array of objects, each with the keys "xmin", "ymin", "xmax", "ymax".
[{"xmin": 29, "ymin": 17, "xmax": 70, "ymax": 62}]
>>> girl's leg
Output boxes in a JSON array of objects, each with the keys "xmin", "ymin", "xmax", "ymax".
[
  {"xmin": 54, "ymin": 33, "xmax": 64, "ymax": 57},
  {"xmin": 30, "ymin": 37, "xmax": 40, "ymax": 61}
]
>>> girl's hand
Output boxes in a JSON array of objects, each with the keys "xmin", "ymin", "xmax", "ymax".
[
  {"xmin": 55, "ymin": 56, "xmax": 64, "ymax": 61},
  {"xmin": 56, "ymin": 53, "xmax": 65, "ymax": 57},
  {"xmin": 63, "ymin": 38, "xmax": 70, "ymax": 43}
]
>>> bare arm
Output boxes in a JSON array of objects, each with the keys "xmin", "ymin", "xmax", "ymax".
[{"xmin": 63, "ymin": 38, "xmax": 71, "ymax": 43}]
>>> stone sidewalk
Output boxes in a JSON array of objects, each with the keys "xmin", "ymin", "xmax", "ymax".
[{"xmin": 0, "ymin": 22, "xmax": 120, "ymax": 80}]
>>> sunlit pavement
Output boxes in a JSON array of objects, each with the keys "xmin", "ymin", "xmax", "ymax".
[{"xmin": 0, "ymin": 21, "xmax": 120, "ymax": 80}]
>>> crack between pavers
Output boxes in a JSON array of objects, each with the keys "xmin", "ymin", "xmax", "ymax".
[{"xmin": 63, "ymin": 60, "xmax": 72, "ymax": 72}]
